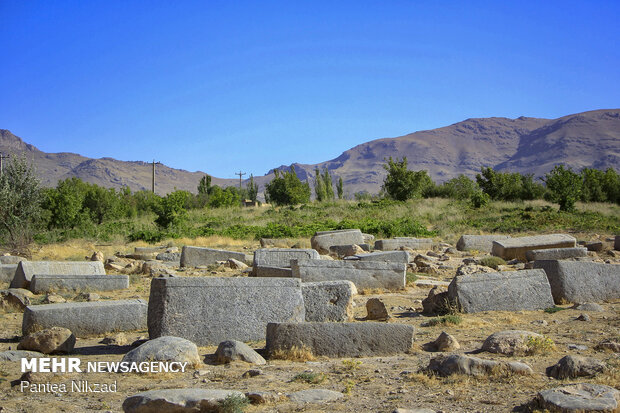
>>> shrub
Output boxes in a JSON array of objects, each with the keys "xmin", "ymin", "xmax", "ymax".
[
  {"xmin": 526, "ymin": 335, "xmax": 555, "ymax": 355},
  {"xmin": 217, "ymin": 394, "xmax": 250, "ymax": 413},
  {"xmin": 265, "ymin": 167, "xmax": 311, "ymax": 206},
  {"xmin": 154, "ymin": 190, "xmax": 189, "ymax": 228},
  {"xmin": 544, "ymin": 306, "xmax": 567, "ymax": 314},
  {"xmin": 292, "ymin": 372, "xmax": 326, "ymax": 384},
  {"xmin": 470, "ymin": 190, "xmax": 490, "ymax": 208},
  {"xmin": 426, "ymin": 315, "xmax": 462, "ymax": 326},
  {"xmin": 208, "ymin": 186, "xmax": 241, "ymax": 208},
  {"xmin": 479, "ymin": 256, "xmax": 506, "ymax": 270},
  {"xmin": 544, "ymin": 164, "xmax": 582, "ymax": 211}
]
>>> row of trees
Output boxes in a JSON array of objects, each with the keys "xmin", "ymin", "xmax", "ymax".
[{"xmin": 380, "ymin": 157, "xmax": 620, "ymax": 211}]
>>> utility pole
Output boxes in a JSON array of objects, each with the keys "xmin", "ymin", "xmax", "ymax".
[
  {"xmin": 152, "ymin": 160, "xmax": 161, "ymax": 193},
  {"xmin": 235, "ymin": 171, "xmax": 246, "ymax": 189},
  {"xmin": 0, "ymin": 152, "xmax": 9, "ymax": 176}
]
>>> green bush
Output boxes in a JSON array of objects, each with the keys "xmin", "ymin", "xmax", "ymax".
[
  {"xmin": 154, "ymin": 190, "xmax": 190, "ymax": 228},
  {"xmin": 544, "ymin": 165, "xmax": 582, "ymax": 211},
  {"xmin": 479, "ymin": 256, "xmax": 506, "ymax": 269},
  {"xmin": 470, "ymin": 190, "xmax": 490, "ymax": 208},
  {"xmin": 217, "ymin": 394, "xmax": 250, "ymax": 413},
  {"xmin": 382, "ymin": 157, "xmax": 432, "ymax": 201},
  {"xmin": 265, "ymin": 167, "xmax": 311, "ymax": 206}
]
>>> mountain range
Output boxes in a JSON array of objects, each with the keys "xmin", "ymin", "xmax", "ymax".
[{"xmin": 1, "ymin": 108, "xmax": 618, "ymax": 197}]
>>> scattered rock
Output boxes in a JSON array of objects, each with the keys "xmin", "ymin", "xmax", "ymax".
[
  {"xmin": 100, "ymin": 332, "xmax": 128, "ymax": 346},
  {"xmin": 76, "ymin": 292, "xmax": 100, "ymax": 301},
  {"xmin": 366, "ymin": 298, "xmax": 390, "ymax": 321},
  {"xmin": 214, "ymin": 340, "xmax": 266, "ymax": 365},
  {"xmin": 392, "ymin": 409, "xmax": 436, "ymax": 413},
  {"xmin": 595, "ymin": 339, "xmax": 620, "ymax": 353},
  {"xmin": 456, "ymin": 264, "xmax": 495, "ymax": 276},
  {"xmin": 585, "ymin": 241, "xmax": 603, "ymax": 252},
  {"xmin": 546, "ymin": 355, "xmax": 606, "ymax": 379},
  {"xmin": 122, "ymin": 336, "xmax": 201, "ymax": 367},
  {"xmin": 573, "ymin": 303, "xmax": 604, "ymax": 312},
  {"xmin": 122, "ymin": 389, "xmax": 245, "ymax": 413},
  {"xmin": 536, "ymin": 383, "xmax": 619, "ymax": 413},
  {"xmin": 89, "ymin": 251, "xmax": 104, "ymax": 262},
  {"xmin": 225, "ymin": 258, "xmax": 248, "ymax": 270},
  {"xmin": 156, "ymin": 252, "xmax": 181, "ymax": 262},
  {"xmin": 481, "ymin": 330, "xmax": 542, "ymax": 356},
  {"xmin": 0, "ymin": 288, "xmax": 33, "ymax": 310},
  {"xmin": 44, "ymin": 294, "xmax": 66, "ymax": 304},
  {"xmin": 0, "ymin": 350, "xmax": 44, "ymax": 361},
  {"xmin": 18, "ymin": 327, "xmax": 76, "ymax": 354},
  {"xmin": 567, "ymin": 344, "xmax": 588, "ymax": 351},
  {"xmin": 427, "ymin": 354, "xmax": 533, "ymax": 377},
  {"xmin": 576, "ymin": 313, "xmax": 591, "ymax": 322},
  {"xmin": 427, "ymin": 332, "xmax": 460, "ymax": 352},
  {"xmin": 414, "ymin": 254, "xmax": 436, "ymax": 268},
  {"xmin": 246, "ymin": 391, "xmax": 278, "ymax": 404},
  {"xmin": 241, "ymin": 369, "xmax": 263, "ymax": 378},
  {"xmin": 422, "ymin": 286, "xmax": 450, "ymax": 314},
  {"xmin": 287, "ymin": 389, "xmax": 344, "ymax": 403}
]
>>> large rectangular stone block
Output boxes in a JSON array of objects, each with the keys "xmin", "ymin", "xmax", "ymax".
[
  {"xmin": 22, "ymin": 299, "xmax": 147, "ymax": 336},
  {"xmin": 525, "ymin": 247, "xmax": 588, "ymax": 262},
  {"xmin": 533, "ymin": 260, "xmax": 620, "ymax": 304},
  {"xmin": 29, "ymin": 274, "xmax": 129, "ymax": 294},
  {"xmin": 180, "ymin": 246, "xmax": 247, "ymax": 267},
  {"xmin": 355, "ymin": 251, "xmax": 410, "ymax": 263},
  {"xmin": 302, "ymin": 281, "xmax": 356, "ymax": 322},
  {"xmin": 491, "ymin": 234, "xmax": 576, "ymax": 261},
  {"xmin": 310, "ymin": 229, "xmax": 364, "ymax": 254},
  {"xmin": 253, "ymin": 248, "xmax": 319, "ymax": 268},
  {"xmin": 253, "ymin": 266, "xmax": 293, "ymax": 278},
  {"xmin": 266, "ymin": 322, "xmax": 414, "ymax": 357},
  {"xmin": 10, "ymin": 261, "xmax": 106, "ymax": 289},
  {"xmin": 456, "ymin": 235, "xmax": 511, "ymax": 253},
  {"xmin": 447, "ymin": 269, "xmax": 554, "ymax": 313},
  {"xmin": 291, "ymin": 259, "xmax": 406, "ymax": 291},
  {"xmin": 374, "ymin": 238, "xmax": 433, "ymax": 251},
  {"xmin": 148, "ymin": 277, "xmax": 305, "ymax": 345},
  {"xmin": 0, "ymin": 256, "xmax": 26, "ymax": 265},
  {"xmin": 0, "ymin": 264, "xmax": 17, "ymax": 283}
]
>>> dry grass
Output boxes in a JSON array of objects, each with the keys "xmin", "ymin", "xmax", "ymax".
[
  {"xmin": 360, "ymin": 288, "xmax": 386, "ymax": 295},
  {"xmin": 270, "ymin": 345, "xmax": 316, "ymax": 362}
]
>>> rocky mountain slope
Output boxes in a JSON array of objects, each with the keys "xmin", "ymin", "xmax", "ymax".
[{"xmin": 1, "ymin": 109, "xmax": 618, "ymax": 196}]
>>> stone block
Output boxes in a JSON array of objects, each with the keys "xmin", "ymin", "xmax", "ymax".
[
  {"xmin": 148, "ymin": 277, "xmax": 305, "ymax": 345},
  {"xmin": 456, "ymin": 235, "xmax": 511, "ymax": 252},
  {"xmin": 0, "ymin": 256, "xmax": 26, "ymax": 265},
  {"xmin": 0, "ymin": 264, "xmax": 17, "ymax": 283},
  {"xmin": 615, "ymin": 235, "xmax": 620, "ymax": 251},
  {"xmin": 374, "ymin": 238, "xmax": 433, "ymax": 251},
  {"xmin": 447, "ymin": 269, "xmax": 554, "ymax": 313},
  {"xmin": 291, "ymin": 259, "xmax": 406, "ymax": 291},
  {"xmin": 302, "ymin": 281, "xmax": 356, "ymax": 322},
  {"xmin": 355, "ymin": 251, "xmax": 410, "ymax": 263},
  {"xmin": 525, "ymin": 247, "xmax": 588, "ymax": 261},
  {"xmin": 29, "ymin": 274, "xmax": 129, "ymax": 294},
  {"xmin": 491, "ymin": 234, "xmax": 576, "ymax": 261},
  {"xmin": 22, "ymin": 299, "xmax": 147, "ymax": 336},
  {"xmin": 266, "ymin": 322, "xmax": 414, "ymax": 357},
  {"xmin": 253, "ymin": 248, "xmax": 318, "ymax": 268},
  {"xmin": 253, "ymin": 266, "xmax": 293, "ymax": 278},
  {"xmin": 533, "ymin": 260, "xmax": 620, "ymax": 303},
  {"xmin": 180, "ymin": 246, "xmax": 247, "ymax": 267},
  {"xmin": 310, "ymin": 229, "xmax": 364, "ymax": 254},
  {"xmin": 10, "ymin": 261, "xmax": 105, "ymax": 289}
]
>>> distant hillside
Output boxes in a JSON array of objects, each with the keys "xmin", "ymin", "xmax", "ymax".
[{"xmin": 1, "ymin": 109, "xmax": 618, "ymax": 196}]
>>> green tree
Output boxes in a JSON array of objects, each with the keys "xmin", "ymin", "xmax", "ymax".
[
  {"xmin": 476, "ymin": 167, "xmax": 523, "ymax": 201},
  {"xmin": 154, "ymin": 190, "xmax": 189, "ymax": 228},
  {"xmin": 544, "ymin": 164, "xmax": 582, "ymax": 211},
  {"xmin": 382, "ymin": 157, "xmax": 431, "ymax": 201},
  {"xmin": 246, "ymin": 174, "xmax": 258, "ymax": 202},
  {"xmin": 322, "ymin": 168, "xmax": 335, "ymax": 200},
  {"xmin": 197, "ymin": 174, "xmax": 212, "ymax": 195},
  {"xmin": 265, "ymin": 167, "xmax": 311, "ymax": 206},
  {"xmin": 314, "ymin": 168, "xmax": 326, "ymax": 202},
  {"xmin": 0, "ymin": 156, "xmax": 43, "ymax": 254},
  {"xmin": 602, "ymin": 168, "xmax": 620, "ymax": 204},
  {"xmin": 520, "ymin": 173, "xmax": 546, "ymax": 200},
  {"xmin": 580, "ymin": 168, "xmax": 606, "ymax": 202},
  {"xmin": 436, "ymin": 174, "xmax": 477, "ymax": 200},
  {"xmin": 43, "ymin": 177, "xmax": 90, "ymax": 229},
  {"xmin": 337, "ymin": 176, "xmax": 344, "ymax": 199},
  {"xmin": 208, "ymin": 186, "xmax": 241, "ymax": 208},
  {"xmin": 83, "ymin": 185, "xmax": 126, "ymax": 224}
]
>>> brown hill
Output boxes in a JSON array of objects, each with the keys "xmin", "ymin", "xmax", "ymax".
[{"xmin": 1, "ymin": 109, "xmax": 618, "ymax": 197}]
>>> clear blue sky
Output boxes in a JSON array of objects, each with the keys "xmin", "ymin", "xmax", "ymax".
[{"xmin": 1, "ymin": 1, "xmax": 618, "ymax": 178}]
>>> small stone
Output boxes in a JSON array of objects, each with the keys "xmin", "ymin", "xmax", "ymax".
[
  {"xmin": 226, "ymin": 258, "xmax": 248, "ymax": 270},
  {"xmin": 122, "ymin": 389, "xmax": 244, "ymax": 413},
  {"xmin": 122, "ymin": 336, "xmax": 201, "ymax": 367},
  {"xmin": 573, "ymin": 303, "xmax": 604, "ymax": 312},
  {"xmin": 576, "ymin": 313, "xmax": 591, "ymax": 322},
  {"xmin": 428, "ymin": 332, "xmax": 460, "ymax": 352},
  {"xmin": 100, "ymin": 332, "xmax": 128, "ymax": 346},
  {"xmin": 0, "ymin": 289, "xmax": 33, "ymax": 310},
  {"xmin": 567, "ymin": 344, "xmax": 588, "ymax": 351},
  {"xmin": 366, "ymin": 298, "xmax": 390, "ymax": 321},
  {"xmin": 482, "ymin": 330, "xmax": 542, "ymax": 356},
  {"xmin": 44, "ymin": 294, "xmax": 66, "ymax": 304},
  {"xmin": 546, "ymin": 355, "xmax": 606, "ymax": 379},
  {"xmin": 536, "ymin": 383, "xmax": 619, "ymax": 412},
  {"xmin": 90, "ymin": 251, "xmax": 104, "ymax": 262},
  {"xmin": 18, "ymin": 327, "xmax": 76, "ymax": 354},
  {"xmin": 214, "ymin": 340, "xmax": 266, "ymax": 365},
  {"xmin": 287, "ymin": 389, "xmax": 344, "ymax": 403},
  {"xmin": 532, "ymin": 320, "xmax": 548, "ymax": 326},
  {"xmin": 246, "ymin": 391, "xmax": 278, "ymax": 404},
  {"xmin": 77, "ymin": 292, "xmax": 100, "ymax": 301},
  {"xmin": 456, "ymin": 264, "xmax": 495, "ymax": 276},
  {"xmin": 595, "ymin": 339, "xmax": 620, "ymax": 353},
  {"xmin": 242, "ymin": 369, "xmax": 262, "ymax": 378}
]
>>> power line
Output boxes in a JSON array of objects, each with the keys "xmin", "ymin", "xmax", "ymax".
[{"xmin": 235, "ymin": 170, "xmax": 246, "ymax": 189}]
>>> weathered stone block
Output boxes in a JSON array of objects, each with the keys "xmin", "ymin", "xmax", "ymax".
[
  {"xmin": 0, "ymin": 264, "xmax": 17, "ymax": 283},
  {"xmin": 180, "ymin": 246, "xmax": 246, "ymax": 267},
  {"xmin": 491, "ymin": 234, "xmax": 576, "ymax": 260},
  {"xmin": 355, "ymin": 251, "xmax": 410, "ymax": 263},
  {"xmin": 22, "ymin": 299, "xmax": 147, "ymax": 336},
  {"xmin": 253, "ymin": 266, "xmax": 293, "ymax": 277},
  {"xmin": 447, "ymin": 269, "xmax": 554, "ymax": 313},
  {"xmin": 533, "ymin": 260, "xmax": 620, "ymax": 303},
  {"xmin": 456, "ymin": 235, "xmax": 511, "ymax": 252},
  {"xmin": 148, "ymin": 277, "xmax": 305, "ymax": 345},
  {"xmin": 310, "ymin": 229, "xmax": 364, "ymax": 254},
  {"xmin": 0, "ymin": 256, "xmax": 26, "ymax": 265},
  {"xmin": 525, "ymin": 247, "xmax": 588, "ymax": 261},
  {"xmin": 374, "ymin": 238, "xmax": 433, "ymax": 251},
  {"xmin": 615, "ymin": 235, "xmax": 620, "ymax": 251},
  {"xmin": 10, "ymin": 261, "xmax": 105, "ymax": 289},
  {"xmin": 291, "ymin": 259, "xmax": 406, "ymax": 291},
  {"xmin": 266, "ymin": 322, "xmax": 414, "ymax": 357},
  {"xmin": 302, "ymin": 281, "xmax": 356, "ymax": 322},
  {"xmin": 29, "ymin": 274, "xmax": 129, "ymax": 294},
  {"xmin": 253, "ymin": 248, "xmax": 318, "ymax": 268},
  {"xmin": 134, "ymin": 246, "xmax": 167, "ymax": 254}
]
